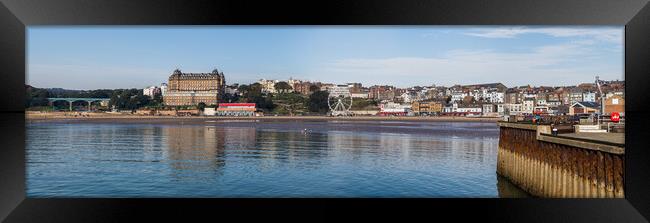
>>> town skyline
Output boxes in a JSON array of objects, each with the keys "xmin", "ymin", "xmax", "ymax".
[{"xmin": 28, "ymin": 26, "xmax": 623, "ymax": 89}]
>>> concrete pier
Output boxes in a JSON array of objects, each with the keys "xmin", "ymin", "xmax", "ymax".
[{"xmin": 496, "ymin": 122, "xmax": 624, "ymax": 198}]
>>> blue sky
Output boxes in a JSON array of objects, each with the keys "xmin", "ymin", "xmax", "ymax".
[{"xmin": 28, "ymin": 26, "xmax": 623, "ymax": 90}]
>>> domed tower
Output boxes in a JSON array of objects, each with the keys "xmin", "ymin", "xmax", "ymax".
[
  {"xmin": 172, "ymin": 69, "xmax": 182, "ymax": 76},
  {"xmin": 219, "ymin": 71, "xmax": 225, "ymax": 87},
  {"xmin": 168, "ymin": 69, "xmax": 183, "ymax": 91}
]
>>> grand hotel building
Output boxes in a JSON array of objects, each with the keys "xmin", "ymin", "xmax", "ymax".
[{"xmin": 163, "ymin": 69, "xmax": 225, "ymax": 106}]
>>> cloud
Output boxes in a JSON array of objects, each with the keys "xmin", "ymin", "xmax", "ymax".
[
  {"xmin": 465, "ymin": 27, "xmax": 623, "ymax": 43},
  {"xmin": 314, "ymin": 41, "xmax": 622, "ymax": 87}
]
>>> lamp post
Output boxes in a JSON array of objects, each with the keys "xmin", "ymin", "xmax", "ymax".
[{"xmin": 595, "ymin": 76, "xmax": 605, "ymax": 126}]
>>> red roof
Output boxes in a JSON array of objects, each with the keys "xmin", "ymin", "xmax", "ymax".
[{"xmin": 219, "ymin": 103, "xmax": 256, "ymax": 107}]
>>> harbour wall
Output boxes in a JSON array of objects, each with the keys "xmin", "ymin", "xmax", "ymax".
[{"xmin": 496, "ymin": 122, "xmax": 624, "ymax": 198}]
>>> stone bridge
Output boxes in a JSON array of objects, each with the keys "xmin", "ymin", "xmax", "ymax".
[{"xmin": 47, "ymin": 98, "xmax": 110, "ymax": 111}]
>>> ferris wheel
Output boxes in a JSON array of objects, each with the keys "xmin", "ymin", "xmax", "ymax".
[{"xmin": 328, "ymin": 92, "xmax": 353, "ymax": 116}]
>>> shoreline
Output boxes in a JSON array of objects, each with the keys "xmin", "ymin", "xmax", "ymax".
[{"xmin": 26, "ymin": 112, "xmax": 500, "ymax": 124}]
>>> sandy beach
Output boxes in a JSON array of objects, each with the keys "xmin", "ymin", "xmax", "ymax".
[{"xmin": 25, "ymin": 111, "xmax": 501, "ymax": 124}]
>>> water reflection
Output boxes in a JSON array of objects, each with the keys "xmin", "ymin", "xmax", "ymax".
[
  {"xmin": 163, "ymin": 126, "xmax": 227, "ymax": 180},
  {"xmin": 27, "ymin": 120, "xmax": 525, "ymax": 197}
]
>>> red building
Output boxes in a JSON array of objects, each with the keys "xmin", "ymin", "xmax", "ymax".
[{"xmin": 216, "ymin": 103, "xmax": 256, "ymax": 116}]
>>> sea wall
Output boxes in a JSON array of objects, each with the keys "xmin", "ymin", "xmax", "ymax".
[{"xmin": 496, "ymin": 122, "xmax": 624, "ymax": 198}]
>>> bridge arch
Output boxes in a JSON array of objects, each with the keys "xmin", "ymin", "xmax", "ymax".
[{"xmin": 47, "ymin": 98, "xmax": 111, "ymax": 111}]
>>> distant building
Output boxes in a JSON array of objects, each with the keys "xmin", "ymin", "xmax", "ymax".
[
  {"xmin": 368, "ymin": 85, "xmax": 395, "ymax": 101},
  {"xmin": 143, "ymin": 86, "xmax": 161, "ymax": 97},
  {"xmin": 258, "ymin": 79, "xmax": 279, "ymax": 94},
  {"xmin": 287, "ymin": 78, "xmax": 302, "ymax": 89},
  {"xmin": 456, "ymin": 104, "xmax": 482, "ymax": 113},
  {"xmin": 569, "ymin": 101, "xmax": 600, "ymax": 115},
  {"xmin": 163, "ymin": 68, "xmax": 226, "ymax": 106},
  {"xmin": 442, "ymin": 103, "xmax": 457, "ymax": 113},
  {"xmin": 604, "ymin": 95, "xmax": 624, "ymax": 115},
  {"xmin": 160, "ymin": 83, "xmax": 168, "ymax": 96},
  {"xmin": 505, "ymin": 89, "xmax": 520, "ymax": 104},
  {"xmin": 293, "ymin": 81, "xmax": 321, "ymax": 95},
  {"xmin": 216, "ymin": 103, "xmax": 256, "ymax": 116},
  {"xmin": 224, "ymin": 86, "xmax": 239, "ymax": 95},
  {"xmin": 100, "ymin": 100, "xmax": 110, "ymax": 107},
  {"xmin": 522, "ymin": 98, "xmax": 535, "ymax": 113},
  {"xmin": 347, "ymin": 83, "xmax": 363, "ymax": 93},
  {"xmin": 351, "ymin": 92, "xmax": 369, "ymax": 99},
  {"xmin": 203, "ymin": 107, "xmax": 217, "ymax": 116},
  {"xmin": 328, "ymin": 85, "xmax": 351, "ymax": 97},
  {"xmin": 547, "ymin": 100, "xmax": 562, "ymax": 107},
  {"xmin": 582, "ymin": 92, "xmax": 597, "ymax": 102},
  {"xmin": 320, "ymin": 83, "xmax": 335, "ymax": 92},
  {"xmin": 569, "ymin": 88, "xmax": 584, "ymax": 104},
  {"xmin": 498, "ymin": 103, "xmax": 523, "ymax": 116},
  {"xmin": 412, "ymin": 101, "xmax": 443, "ymax": 115},
  {"xmin": 482, "ymin": 103, "xmax": 497, "ymax": 116},
  {"xmin": 400, "ymin": 92, "xmax": 416, "ymax": 103},
  {"xmin": 378, "ymin": 102, "xmax": 409, "ymax": 116}
]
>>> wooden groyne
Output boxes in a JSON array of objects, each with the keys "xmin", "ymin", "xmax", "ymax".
[{"xmin": 496, "ymin": 122, "xmax": 624, "ymax": 198}]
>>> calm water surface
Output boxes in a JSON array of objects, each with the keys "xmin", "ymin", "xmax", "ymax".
[{"xmin": 26, "ymin": 120, "xmax": 528, "ymax": 197}]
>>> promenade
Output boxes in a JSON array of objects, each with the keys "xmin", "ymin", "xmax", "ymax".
[{"xmin": 25, "ymin": 111, "xmax": 501, "ymax": 124}]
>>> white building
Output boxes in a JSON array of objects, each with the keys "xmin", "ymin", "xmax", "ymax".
[
  {"xmin": 522, "ymin": 99, "xmax": 535, "ymax": 113},
  {"xmin": 547, "ymin": 100, "xmax": 562, "ymax": 106},
  {"xmin": 582, "ymin": 92, "xmax": 596, "ymax": 102},
  {"xmin": 225, "ymin": 86, "xmax": 239, "ymax": 95},
  {"xmin": 351, "ymin": 92, "xmax": 369, "ymax": 98},
  {"xmin": 379, "ymin": 102, "xmax": 411, "ymax": 114},
  {"xmin": 457, "ymin": 105, "xmax": 482, "ymax": 113},
  {"xmin": 328, "ymin": 85, "xmax": 351, "ymax": 97},
  {"xmin": 485, "ymin": 91, "xmax": 505, "ymax": 103},
  {"xmin": 451, "ymin": 91, "xmax": 468, "ymax": 102},
  {"xmin": 498, "ymin": 103, "xmax": 523, "ymax": 116},
  {"xmin": 160, "ymin": 83, "xmax": 168, "ymax": 96},
  {"xmin": 443, "ymin": 103, "xmax": 457, "ymax": 113},
  {"xmin": 143, "ymin": 86, "xmax": 161, "ymax": 97},
  {"xmin": 258, "ymin": 79, "xmax": 279, "ymax": 94},
  {"xmin": 287, "ymin": 78, "xmax": 301, "ymax": 89},
  {"xmin": 203, "ymin": 107, "xmax": 217, "ymax": 116},
  {"xmin": 605, "ymin": 91, "xmax": 624, "ymax": 99},
  {"xmin": 482, "ymin": 104, "xmax": 497, "ymax": 116},
  {"xmin": 400, "ymin": 92, "xmax": 416, "ymax": 103},
  {"xmin": 570, "ymin": 91, "xmax": 584, "ymax": 104}
]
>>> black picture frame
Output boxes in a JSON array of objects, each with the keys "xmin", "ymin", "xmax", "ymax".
[{"xmin": 1, "ymin": 0, "xmax": 649, "ymax": 222}]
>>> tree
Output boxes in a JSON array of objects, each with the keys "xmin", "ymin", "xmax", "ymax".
[
  {"xmin": 25, "ymin": 86, "xmax": 51, "ymax": 108},
  {"xmin": 152, "ymin": 93, "xmax": 163, "ymax": 105},
  {"xmin": 248, "ymin": 83, "xmax": 263, "ymax": 97},
  {"xmin": 308, "ymin": 90, "xmax": 330, "ymax": 114},
  {"xmin": 273, "ymin": 93, "xmax": 306, "ymax": 116},
  {"xmin": 351, "ymin": 99, "xmax": 378, "ymax": 110},
  {"xmin": 274, "ymin": 81, "xmax": 293, "ymax": 94},
  {"xmin": 197, "ymin": 102, "xmax": 207, "ymax": 111},
  {"xmin": 237, "ymin": 84, "xmax": 250, "ymax": 95},
  {"xmin": 222, "ymin": 93, "xmax": 239, "ymax": 103},
  {"xmin": 462, "ymin": 95, "xmax": 476, "ymax": 104},
  {"xmin": 108, "ymin": 88, "xmax": 150, "ymax": 110}
]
